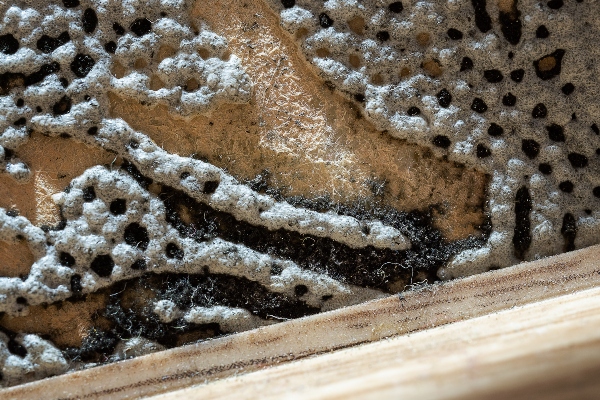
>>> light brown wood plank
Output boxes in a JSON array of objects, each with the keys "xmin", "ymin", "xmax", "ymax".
[{"xmin": 3, "ymin": 244, "xmax": 600, "ymax": 400}]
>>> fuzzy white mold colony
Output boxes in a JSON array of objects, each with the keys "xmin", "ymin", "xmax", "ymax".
[{"xmin": 268, "ymin": 0, "xmax": 600, "ymax": 277}]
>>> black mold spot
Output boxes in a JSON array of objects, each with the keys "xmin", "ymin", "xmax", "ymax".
[
  {"xmin": 0, "ymin": 34, "xmax": 19, "ymax": 55},
  {"xmin": 536, "ymin": 25, "xmax": 549, "ymax": 38},
  {"xmin": 319, "ymin": 13, "xmax": 334, "ymax": 28},
  {"xmin": 547, "ymin": 0, "xmax": 564, "ymax": 9},
  {"xmin": 591, "ymin": 124, "xmax": 599, "ymax": 135},
  {"xmin": 202, "ymin": 180, "xmax": 219, "ymax": 194},
  {"xmin": 488, "ymin": 123, "xmax": 504, "ymax": 136},
  {"xmin": 559, "ymin": 181, "xmax": 574, "ymax": 193},
  {"xmin": 447, "ymin": 28, "xmax": 463, "ymax": 40},
  {"xmin": 407, "ymin": 106, "xmax": 420, "ymax": 116},
  {"xmin": 484, "ymin": 69, "xmax": 503, "ymax": 83},
  {"xmin": 376, "ymin": 31, "xmax": 390, "ymax": 41},
  {"xmin": 37, "ymin": 32, "xmax": 71, "ymax": 54},
  {"xmin": 82, "ymin": 186, "xmax": 96, "ymax": 202},
  {"xmin": 59, "ymin": 78, "xmax": 69, "ymax": 88},
  {"xmin": 513, "ymin": 186, "xmax": 532, "ymax": 260},
  {"xmin": 281, "ymin": 0, "xmax": 295, "ymax": 8},
  {"xmin": 71, "ymin": 53, "xmax": 95, "ymax": 78},
  {"xmin": 538, "ymin": 163, "xmax": 552, "ymax": 175},
  {"xmin": 593, "ymin": 187, "xmax": 600, "ymax": 198},
  {"xmin": 87, "ymin": 126, "xmax": 98, "ymax": 135},
  {"xmin": 52, "ymin": 96, "xmax": 72, "ymax": 116},
  {"xmin": 568, "ymin": 153, "xmax": 588, "ymax": 169},
  {"xmin": 66, "ymin": 328, "xmax": 117, "ymax": 362},
  {"xmin": 13, "ymin": 118, "xmax": 26, "ymax": 126},
  {"xmin": 546, "ymin": 124, "xmax": 565, "ymax": 142},
  {"xmin": 476, "ymin": 144, "xmax": 491, "ymax": 158},
  {"xmin": 166, "ymin": 243, "xmax": 184, "ymax": 260},
  {"xmin": 471, "ymin": 0, "xmax": 492, "ymax": 33},
  {"xmin": 83, "ymin": 8, "xmax": 98, "ymax": 33},
  {"xmin": 131, "ymin": 259, "xmax": 147, "ymax": 270},
  {"xmin": 388, "ymin": 2, "xmax": 404, "ymax": 13},
  {"xmin": 471, "ymin": 98, "xmax": 488, "ymax": 113},
  {"xmin": 432, "ymin": 135, "xmax": 451, "ymax": 149},
  {"xmin": 521, "ymin": 139, "xmax": 540, "ymax": 159},
  {"xmin": 130, "ymin": 18, "xmax": 152, "ymax": 37},
  {"xmin": 270, "ymin": 264, "xmax": 283, "ymax": 275},
  {"xmin": 510, "ymin": 68, "xmax": 524, "ymax": 82},
  {"xmin": 16, "ymin": 98, "xmax": 24, "ymax": 107},
  {"xmin": 294, "ymin": 285, "xmax": 308, "ymax": 297},
  {"xmin": 15, "ymin": 297, "xmax": 27, "ymax": 306},
  {"xmin": 561, "ymin": 213, "xmax": 576, "ymax": 252},
  {"xmin": 499, "ymin": 4, "xmax": 522, "ymax": 44},
  {"xmin": 354, "ymin": 93, "xmax": 365, "ymax": 102},
  {"xmin": 60, "ymin": 252, "xmax": 76, "ymax": 267},
  {"xmin": 70, "ymin": 274, "xmax": 82, "ymax": 294},
  {"xmin": 62, "ymin": 0, "xmax": 80, "ymax": 8},
  {"xmin": 460, "ymin": 56, "xmax": 474, "ymax": 71},
  {"xmin": 7, "ymin": 339, "xmax": 27, "ymax": 358},
  {"xmin": 90, "ymin": 254, "xmax": 115, "ymax": 277},
  {"xmin": 121, "ymin": 159, "xmax": 153, "ymax": 189},
  {"xmin": 113, "ymin": 22, "xmax": 125, "ymax": 35},
  {"xmin": 124, "ymin": 223, "xmax": 149, "ymax": 251},
  {"xmin": 180, "ymin": 172, "xmax": 191, "ymax": 180},
  {"xmin": 110, "ymin": 199, "xmax": 127, "ymax": 215},
  {"xmin": 437, "ymin": 88, "xmax": 452, "ymax": 107},
  {"xmin": 502, "ymin": 92, "xmax": 516, "ymax": 106},
  {"xmin": 531, "ymin": 103, "xmax": 547, "ymax": 118},
  {"xmin": 533, "ymin": 49, "xmax": 565, "ymax": 80},
  {"xmin": 106, "ymin": 42, "xmax": 118, "ymax": 54}
]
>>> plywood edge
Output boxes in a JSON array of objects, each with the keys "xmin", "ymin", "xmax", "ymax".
[{"xmin": 3, "ymin": 244, "xmax": 600, "ymax": 400}]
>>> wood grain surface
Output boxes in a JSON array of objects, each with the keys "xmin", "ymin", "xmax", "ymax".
[{"xmin": 3, "ymin": 244, "xmax": 600, "ymax": 400}]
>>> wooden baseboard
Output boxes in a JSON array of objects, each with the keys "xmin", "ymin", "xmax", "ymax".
[{"xmin": 3, "ymin": 244, "xmax": 600, "ymax": 399}]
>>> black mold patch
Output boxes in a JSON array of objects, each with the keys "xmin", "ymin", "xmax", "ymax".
[
  {"xmin": 0, "ymin": 34, "xmax": 19, "ymax": 55},
  {"xmin": 561, "ymin": 213, "xmax": 576, "ymax": 252},
  {"xmin": 460, "ymin": 56, "xmax": 474, "ymax": 71},
  {"xmin": 513, "ymin": 186, "xmax": 532, "ymax": 260},
  {"xmin": 319, "ymin": 13, "xmax": 334, "ymax": 28},
  {"xmin": 90, "ymin": 255, "xmax": 115, "ymax": 277},
  {"xmin": 70, "ymin": 53, "xmax": 95, "ymax": 78},
  {"xmin": 124, "ymin": 223, "xmax": 149, "ymax": 251},
  {"xmin": 82, "ymin": 8, "xmax": 98, "ymax": 33},
  {"xmin": 546, "ymin": 124, "xmax": 565, "ymax": 142},
  {"xmin": 82, "ymin": 186, "xmax": 96, "ymax": 202},
  {"xmin": 65, "ymin": 328, "xmax": 117, "ymax": 362},
  {"xmin": 130, "ymin": 18, "xmax": 152, "ymax": 37},
  {"xmin": 109, "ymin": 199, "xmax": 127, "ymax": 215},
  {"xmin": 37, "ymin": 32, "xmax": 70, "ymax": 54},
  {"xmin": 436, "ymin": 88, "xmax": 452, "ymax": 108},
  {"xmin": 121, "ymin": 159, "xmax": 153, "ymax": 189},
  {"xmin": 471, "ymin": 0, "xmax": 492, "ymax": 33},
  {"xmin": 533, "ymin": 49, "xmax": 565, "ymax": 80},
  {"xmin": 53, "ymin": 96, "xmax": 72, "ymax": 116},
  {"xmin": 568, "ymin": 152, "xmax": 588, "ymax": 168},
  {"xmin": 498, "ymin": 3, "xmax": 522, "ymax": 45}
]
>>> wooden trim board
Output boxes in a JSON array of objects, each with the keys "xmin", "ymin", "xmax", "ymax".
[{"xmin": 3, "ymin": 244, "xmax": 600, "ymax": 399}]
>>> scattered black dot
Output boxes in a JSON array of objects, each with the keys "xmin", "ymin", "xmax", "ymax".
[
  {"xmin": 13, "ymin": 118, "xmax": 26, "ymax": 126},
  {"xmin": 104, "ymin": 41, "xmax": 117, "ymax": 54},
  {"xmin": 559, "ymin": 181, "xmax": 574, "ymax": 193},
  {"xmin": 521, "ymin": 139, "xmax": 540, "ymax": 159},
  {"xmin": 510, "ymin": 68, "xmax": 525, "ymax": 82},
  {"xmin": 568, "ymin": 152, "xmax": 588, "ymax": 168},
  {"xmin": 109, "ymin": 199, "xmax": 127, "ymax": 215},
  {"xmin": 591, "ymin": 123, "xmax": 599, "ymax": 135},
  {"xmin": 131, "ymin": 259, "xmax": 147, "ymax": 270},
  {"xmin": 52, "ymin": 96, "xmax": 72, "ymax": 115},
  {"xmin": 203, "ymin": 180, "xmax": 219, "ymax": 194},
  {"xmin": 354, "ymin": 93, "xmax": 365, "ymax": 102},
  {"xmin": 436, "ymin": 88, "xmax": 452, "ymax": 108},
  {"xmin": 538, "ymin": 163, "xmax": 552, "ymax": 175},
  {"xmin": 432, "ymin": 135, "xmax": 451, "ymax": 148},
  {"xmin": 561, "ymin": 83, "xmax": 574, "ymax": 95},
  {"xmin": 82, "ymin": 8, "xmax": 98, "ymax": 33},
  {"xmin": 532, "ymin": 103, "xmax": 547, "ymax": 118},
  {"xmin": 37, "ymin": 32, "xmax": 71, "ymax": 54},
  {"xmin": 87, "ymin": 126, "xmax": 98, "ymax": 135},
  {"xmin": 62, "ymin": 0, "xmax": 80, "ymax": 8},
  {"xmin": 281, "ymin": 0, "xmax": 295, "ymax": 8},
  {"xmin": 533, "ymin": 49, "xmax": 565, "ymax": 80},
  {"xmin": 113, "ymin": 22, "xmax": 125, "ymax": 35},
  {"xmin": 502, "ymin": 92, "xmax": 516, "ymax": 106},
  {"xmin": 388, "ymin": 2, "xmax": 403, "ymax": 13},
  {"xmin": 488, "ymin": 123, "xmax": 504, "ymax": 136},
  {"xmin": 71, "ymin": 53, "xmax": 95, "ymax": 78},
  {"xmin": 484, "ymin": 69, "xmax": 503, "ymax": 83},
  {"xmin": 447, "ymin": 28, "xmax": 463, "ymax": 40},
  {"xmin": 407, "ymin": 106, "xmax": 420, "ymax": 116},
  {"xmin": 376, "ymin": 31, "xmax": 390, "ymax": 41},
  {"xmin": 70, "ymin": 274, "xmax": 82, "ymax": 293},
  {"xmin": 124, "ymin": 222, "xmax": 149, "ymax": 251},
  {"xmin": 295, "ymin": 284, "xmax": 309, "ymax": 296},
  {"xmin": 460, "ymin": 56, "xmax": 474, "ymax": 71},
  {"xmin": 471, "ymin": 97, "xmax": 488, "ymax": 113},
  {"xmin": 90, "ymin": 254, "xmax": 114, "ymax": 277},
  {"xmin": 16, "ymin": 98, "xmax": 24, "ymax": 107},
  {"xmin": 476, "ymin": 144, "xmax": 491, "ymax": 158},
  {"xmin": 319, "ymin": 13, "xmax": 334, "ymax": 28},
  {"xmin": 130, "ymin": 18, "xmax": 152, "ymax": 37},
  {"xmin": 547, "ymin": 0, "xmax": 564, "ymax": 9},
  {"xmin": 536, "ymin": 25, "xmax": 549, "ymax": 38},
  {"xmin": 82, "ymin": 186, "xmax": 96, "ymax": 202},
  {"xmin": 166, "ymin": 243, "xmax": 184, "ymax": 260},
  {"xmin": 59, "ymin": 251, "xmax": 76, "ymax": 267},
  {"xmin": 593, "ymin": 187, "xmax": 600, "ymax": 198},
  {"xmin": 0, "ymin": 34, "xmax": 19, "ymax": 55},
  {"xmin": 546, "ymin": 123, "xmax": 565, "ymax": 142}
]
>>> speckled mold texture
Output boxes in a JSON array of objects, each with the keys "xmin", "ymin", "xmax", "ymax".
[{"xmin": 0, "ymin": 0, "xmax": 598, "ymax": 388}]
